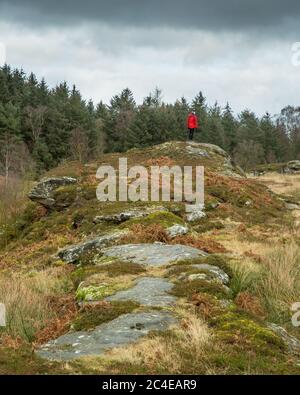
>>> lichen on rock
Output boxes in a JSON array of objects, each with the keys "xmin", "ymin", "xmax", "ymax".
[{"xmin": 28, "ymin": 177, "xmax": 77, "ymax": 209}]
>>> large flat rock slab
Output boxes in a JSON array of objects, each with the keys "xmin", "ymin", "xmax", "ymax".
[
  {"xmin": 36, "ymin": 311, "xmax": 177, "ymax": 361},
  {"xmin": 101, "ymin": 243, "xmax": 207, "ymax": 266},
  {"xmin": 106, "ymin": 277, "xmax": 176, "ymax": 307}
]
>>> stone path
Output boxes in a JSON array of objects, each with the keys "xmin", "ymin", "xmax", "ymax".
[{"xmin": 37, "ymin": 243, "xmax": 208, "ymax": 361}]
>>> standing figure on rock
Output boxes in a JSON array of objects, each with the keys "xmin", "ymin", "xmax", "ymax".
[{"xmin": 187, "ymin": 111, "xmax": 199, "ymax": 141}]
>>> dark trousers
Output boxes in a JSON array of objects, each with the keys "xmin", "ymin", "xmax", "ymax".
[{"xmin": 188, "ymin": 128, "xmax": 195, "ymax": 140}]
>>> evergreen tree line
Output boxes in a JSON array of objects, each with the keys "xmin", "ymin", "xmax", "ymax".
[{"xmin": 0, "ymin": 65, "xmax": 300, "ymax": 180}]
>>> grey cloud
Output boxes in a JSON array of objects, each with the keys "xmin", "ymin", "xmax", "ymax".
[
  {"xmin": 1, "ymin": 0, "xmax": 300, "ymax": 32},
  {"xmin": 0, "ymin": 1, "xmax": 298, "ymax": 116}
]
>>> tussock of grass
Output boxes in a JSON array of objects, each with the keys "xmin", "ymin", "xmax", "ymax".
[
  {"xmin": 229, "ymin": 258, "xmax": 260, "ymax": 297},
  {"xmin": 107, "ymin": 310, "xmax": 211, "ymax": 374},
  {"xmin": 256, "ymin": 242, "xmax": 300, "ymax": 324},
  {"xmin": 0, "ymin": 267, "xmax": 73, "ymax": 342}
]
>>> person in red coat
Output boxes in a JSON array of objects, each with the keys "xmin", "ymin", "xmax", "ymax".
[{"xmin": 187, "ymin": 112, "xmax": 199, "ymax": 140}]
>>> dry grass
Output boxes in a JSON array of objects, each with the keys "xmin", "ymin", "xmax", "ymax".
[
  {"xmin": 120, "ymin": 224, "xmax": 170, "ymax": 244},
  {"xmin": 121, "ymin": 224, "xmax": 227, "ymax": 254},
  {"xmin": 0, "ymin": 177, "xmax": 33, "ymax": 226},
  {"xmin": 235, "ymin": 292, "xmax": 266, "ymax": 318},
  {"xmin": 108, "ymin": 309, "xmax": 212, "ymax": 374},
  {"xmin": 229, "ymin": 257, "xmax": 261, "ymax": 297},
  {"xmin": 219, "ymin": 233, "xmax": 273, "ymax": 258},
  {"xmin": 33, "ymin": 295, "xmax": 77, "ymax": 346},
  {"xmin": 172, "ymin": 234, "xmax": 228, "ymax": 254},
  {"xmin": 145, "ymin": 156, "xmax": 176, "ymax": 167},
  {"xmin": 255, "ymin": 172, "xmax": 300, "ymax": 196},
  {"xmin": 0, "ymin": 232, "xmax": 79, "ymax": 269},
  {"xmin": 256, "ymin": 242, "xmax": 300, "ymax": 323},
  {"xmin": 0, "ymin": 267, "xmax": 73, "ymax": 342}
]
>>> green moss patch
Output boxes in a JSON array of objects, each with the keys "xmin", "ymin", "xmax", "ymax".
[
  {"xmin": 170, "ymin": 255, "xmax": 233, "ymax": 278},
  {"xmin": 71, "ymin": 261, "xmax": 146, "ymax": 289},
  {"xmin": 170, "ymin": 278, "xmax": 230, "ymax": 299},
  {"xmin": 121, "ymin": 211, "xmax": 184, "ymax": 229},
  {"xmin": 76, "ymin": 283, "xmax": 122, "ymax": 302},
  {"xmin": 194, "ymin": 220, "xmax": 225, "ymax": 234},
  {"xmin": 52, "ymin": 185, "xmax": 78, "ymax": 209},
  {"xmin": 210, "ymin": 310, "xmax": 285, "ymax": 353}
]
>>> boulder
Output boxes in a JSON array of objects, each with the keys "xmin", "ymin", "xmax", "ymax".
[
  {"xmin": 268, "ymin": 323, "xmax": 300, "ymax": 355},
  {"xmin": 287, "ymin": 160, "xmax": 300, "ymax": 172},
  {"xmin": 93, "ymin": 207, "xmax": 167, "ymax": 224},
  {"xmin": 178, "ymin": 263, "xmax": 230, "ymax": 285},
  {"xmin": 285, "ymin": 202, "xmax": 300, "ymax": 210},
  {"xmin": 28, "ymin": 177, "xmax": 77, "ymax": 209},
  {"xmin": 166, "ymin": 224, "xmax": 189, "ymax": 238},
  {"xmin": 186, "ymin": 142, "xmax": 227, "ymax": 158},
  {"xmin": 58, "ymin": 232, "xmax": 124, "ymax": 264},
  {"xmin": 185, "ymin": 204, "xmax": 206, "ymax": 223},
  {"xmin": 192, "ymin": 263, "xmax": 230, "ymax": 285},
  {"xmin": 185, "ymin": 145, "xmax": 210, "ymax": 158}
]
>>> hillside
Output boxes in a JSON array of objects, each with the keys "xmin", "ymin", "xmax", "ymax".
[{"xmin": 0, "ymin": 141, "xmax": 300, "ymax": 375}]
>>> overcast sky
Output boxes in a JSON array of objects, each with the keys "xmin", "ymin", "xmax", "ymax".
[{"xmin": 0, "ymin": 0, "xmax": 299, "ymax": 115}]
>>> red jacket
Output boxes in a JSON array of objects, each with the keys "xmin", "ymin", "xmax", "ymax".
[{"xmin": 187, "ymin": 113, "xmax": 198, "ymax": 129}]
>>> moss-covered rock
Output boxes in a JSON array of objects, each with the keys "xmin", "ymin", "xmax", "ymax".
[
  {"xmin": 170, "ymin": 278, "xmax": 230, "ymax": 299},
  {"xmin": 70, "ymin": 261, "xmax": 146, "ymax": 288},
  {"xmin": 76, "ymin": 283, "xmax": 122, "ymax": 302},
  {"xmin": 28, "ymin": 177, "xmax": 77, "ymax": 209},
  {"xmin": 121, "ymin": 211, "xmax": 185, "ymax": 229}
]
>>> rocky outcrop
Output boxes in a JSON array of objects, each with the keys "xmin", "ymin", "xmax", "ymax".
[
  {"xmin": 58, "ymin": 232, "xmax": 125, "ymax": 264},
  {"xmin": 36, "ymin": 311, "xmax": 177, "ymax": 361},
  {"xmin": 106, "ymin": 277, "xmax": 176, "ymax": 307},
  {"xmin": 185, "ymin": 204, "xmax": 206, "ymax": 223},
  {"xmin": 285, "ymin": 202, "xmax": 300, "ymax": 210},
  {"xmin": 93, "ymin": 207, "xmax": 167, "ymax": 224},
  {"xmin": 268, "ymin": 323, "xmax": 300, "ymax": 355},
  {"xmin": 189, "ymin": 263, "xmax": 229, "ymax": 285},
  {"xmin": 102, "ymin": 243, "xmax": 208, "ymax": 266},
  {"xmin": 28, "ymin": 177, "xmax": 77, "ymax": 209},
  {"xmin": 186, "ymin": 142, "xmax": 227, "ymax": 158},
  {"xmin": 166, "ymin": 224, "xmax": 189, "ymax": 238},
  {"xmin": 287, "ymin": 160, "xmax": 300, "ymax": 172}
]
